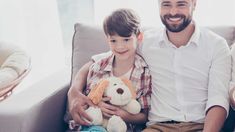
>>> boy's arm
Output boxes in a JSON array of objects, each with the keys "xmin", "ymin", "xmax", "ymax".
[
  {"xmin": 116, "ymin": 108, "xmax": 148, "ymax": 124},
  {"xmin": 98, "ymin": 99, "xmax": 148, "ymax": 124},
  {"xmin": 67, "ymin": 61, "xmax": 94, "ymax": 126}
]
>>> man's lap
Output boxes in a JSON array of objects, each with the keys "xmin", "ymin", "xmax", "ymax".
[{"xmin": 143, "ymin": 122, "xmax": 204, "ymax": 132}]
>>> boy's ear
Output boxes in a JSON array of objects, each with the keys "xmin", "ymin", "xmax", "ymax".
[{"xmin": 137, "ymin": 32, "xmax": 144, "ymax": 42}]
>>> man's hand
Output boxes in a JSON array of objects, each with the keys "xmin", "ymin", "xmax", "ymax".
[
  {"xmin": 67, "ymin": 61, "xmax": 94, "ymax": 126},
  {"xmin": 69, "ymin": 91, "xmax": 94, "ymax": 126}
]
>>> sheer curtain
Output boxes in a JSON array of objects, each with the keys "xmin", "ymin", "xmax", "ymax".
[
  {"xmin": 94, "ymin": 0, "xmax": 235, "ymax": 26},
  {"xmin": 0, "ymin": 0, "xmax": 65, "ymax": 91}
]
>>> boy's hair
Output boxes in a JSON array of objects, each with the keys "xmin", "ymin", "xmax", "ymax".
[{"xmin": 103, "ymin": 8, "xmax": 141, "ymax": 37}]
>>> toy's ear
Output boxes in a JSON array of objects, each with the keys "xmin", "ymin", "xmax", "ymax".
[
  {"xmin": 88, "ymin": 79, "xmax": 109, "ymax": 104},
  {"xmin": 121, "ymin": 78, "xmax": 136, "ymax": 99}
]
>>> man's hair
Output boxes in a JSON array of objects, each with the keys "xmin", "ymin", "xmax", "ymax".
[{"xmin": 103, "ymin": 8, "xmax": 140, "ymax": 37}]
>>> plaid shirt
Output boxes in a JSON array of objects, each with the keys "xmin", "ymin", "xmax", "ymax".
[{"xmin": 85, "ymin": 53, "xmax": 152, "ymax": 109}]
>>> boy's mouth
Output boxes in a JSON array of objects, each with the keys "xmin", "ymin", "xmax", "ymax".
[{"xmin": 116, "ymin": 50, "xmax": 128, "ymax": 54}]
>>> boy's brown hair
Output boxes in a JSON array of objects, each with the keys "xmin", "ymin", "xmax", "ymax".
[{"xmin": 103, "ymin": 8, "xmax": 141, "ymax": 37}]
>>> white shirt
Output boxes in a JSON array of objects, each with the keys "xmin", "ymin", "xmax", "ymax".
[
  {"xmin": 230, "ymin": 44, "xmax": 235, "ymax": 90},
  {"xmin": 138, "ymin": 25, "xmax": 231, "ymax": 125}
]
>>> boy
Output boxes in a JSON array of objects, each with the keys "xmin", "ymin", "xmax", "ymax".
[{"xmin": 66, "ymin": 8, "xmax": 151, "ymax": 132}]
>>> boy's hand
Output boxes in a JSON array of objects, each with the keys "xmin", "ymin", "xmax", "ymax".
[
  {"xmin": 69, "ymin": 92, "xmax": 94, "ymax": 126},
  {"xmin": 114, "ymin": 107, "xmax": 130, "ymax": 120},
  {"xmin": 98, "ymin": 97, "xmax": 117, "ymax": 118}
]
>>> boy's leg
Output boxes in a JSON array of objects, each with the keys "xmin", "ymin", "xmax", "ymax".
[{"xmin": 81, "ymin": 125, "xmax": 107, "ymax": 132}]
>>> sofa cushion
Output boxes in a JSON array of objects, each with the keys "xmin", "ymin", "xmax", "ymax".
[
  {"xmin": 71, "ymin": 23, "xmax": 235, "ymax": 79},
  {"xmin": 71, "ymin": 23, "xmax": 109, "ymax": 79},
  {"xmin": 207, "ymin": 26, "xmax": 235, "ymax": 46}
]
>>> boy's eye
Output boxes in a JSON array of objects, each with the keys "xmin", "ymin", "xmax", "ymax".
[
  {"xmin": 110, "ymin": 40, "xmax": 116, "ymax": 43},
  {"xmin": 124, "ymin": 38, "xmax": 130, "ymax": 42}
]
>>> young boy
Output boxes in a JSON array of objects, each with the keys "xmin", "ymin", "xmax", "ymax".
[{"xmin": 66, "ymin": 8, "xmax": 152, "ymax": 132}]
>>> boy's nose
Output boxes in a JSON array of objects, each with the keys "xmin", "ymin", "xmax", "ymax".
[{"xmin": 116, "ymin": 42, "xmax": 125, "ymax": 48}]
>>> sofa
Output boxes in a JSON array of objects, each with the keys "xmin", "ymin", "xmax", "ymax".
[{"xmin": 0, "ymin": 23, "xmax": 234, "ymax": 132}]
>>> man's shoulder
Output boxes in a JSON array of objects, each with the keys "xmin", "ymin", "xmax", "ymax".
[
  {"xmin": 143, "ymin": 27, "xmax": 164, "ymax": 39},
  {"xmin": 199, "ymin": 27, "xmax": 227, "ymax": 43}
]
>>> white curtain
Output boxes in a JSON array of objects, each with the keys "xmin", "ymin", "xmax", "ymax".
[{"xmin": 0, "ymin": 0, "xmax": 65, "ymax": 90}]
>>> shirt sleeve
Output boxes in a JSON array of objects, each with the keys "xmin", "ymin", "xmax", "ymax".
[
  {"xmin": 137, "ymin": 67, "xmax": 152, "ymax": 110},
  {"xmin": 206, "ymin": 39, "xmax": 231, "ymax": 116},
  {"xmin": 230, "ymin": 44, "xmax": 235, "ymax": 90}
]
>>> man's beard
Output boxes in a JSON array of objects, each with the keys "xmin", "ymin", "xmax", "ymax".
[{"xmin": 161, "ymin": 14, "xmax": 192, "ymax": 32}]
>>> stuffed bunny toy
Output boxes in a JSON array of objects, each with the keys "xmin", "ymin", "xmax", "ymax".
[{"xmin": 85, "ymin": 77, "xmax": 141, "ymax": 132}]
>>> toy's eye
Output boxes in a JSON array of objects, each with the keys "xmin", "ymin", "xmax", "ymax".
[{"xmin": 113, "ymin": 83, "xmax": 117, "ymax": 86}]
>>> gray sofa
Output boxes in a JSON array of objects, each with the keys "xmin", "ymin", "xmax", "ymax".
[{"xmin": 0, "ymin": 23, "xmax": 234, "ymax": 132}]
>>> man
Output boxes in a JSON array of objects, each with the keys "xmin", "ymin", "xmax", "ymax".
[{"xmin": 67, "ymin": 0, "xmax": 231, "ymax": 131}]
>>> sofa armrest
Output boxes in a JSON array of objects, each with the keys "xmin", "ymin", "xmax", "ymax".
[{"xmin": 0, "ymin": 69, "xmax": 70, "ymax": 132}]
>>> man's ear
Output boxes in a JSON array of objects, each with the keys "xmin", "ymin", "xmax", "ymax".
[
  {"xmin": 192, "ymin": 0, "xmax": 197, "ymax": 11},
  {"xmin": 137, "ymin": 32, "xmax": 144, "ymax": 43}
]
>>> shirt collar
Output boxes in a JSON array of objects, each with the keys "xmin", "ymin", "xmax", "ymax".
[
  {"xmin": 102, "ymin": 53, "xmax": 148, "ymax": 72},
  {"xmin": 188, "ymin": 22, "xmax": 200, "ymax": 46},
  {"xmin": 102, "ymin": 54, "xmax": 114, "ymax": 72}
]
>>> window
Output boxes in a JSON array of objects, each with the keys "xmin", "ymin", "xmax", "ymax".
[{"xmin": 0, "ymin": 0, "xmax": 66, "ymax": 91}]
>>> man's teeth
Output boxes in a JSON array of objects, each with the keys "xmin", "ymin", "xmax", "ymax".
[{"xmin": 169, "ymin": 17, "xmax": 181, "ymax": 22}]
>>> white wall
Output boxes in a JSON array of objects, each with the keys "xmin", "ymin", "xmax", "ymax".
[
  {"xmin": 0, "ymin": 0, "xmax": 66, "ymax": 89},
  {"xmin": 195, "ymin": 0, "xmax": 235, "ymax": 26},
  {"xmin": 93, "ymin": 0, "xmax": 235, "ymax": 27}
]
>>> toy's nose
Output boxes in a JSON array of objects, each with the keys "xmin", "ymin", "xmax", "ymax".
[{"xmin": 117, "ymin": 88, "xmax": 124, "ymax": 94}]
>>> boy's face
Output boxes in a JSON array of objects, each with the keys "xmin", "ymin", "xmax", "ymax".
[
  {"xmin": 159, "ymin": 0, "xmax": 196, "ymax": 32},
  {"xmin": 107, "ymin": 33, "xmax": 140, "ymax": 61}
]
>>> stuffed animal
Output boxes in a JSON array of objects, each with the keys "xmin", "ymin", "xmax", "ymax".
[
  {"xmin": 85, "ymin": 77, "xmax": 141, "ymax": 132},
  {"xmin": 230, "ymin": 87, "xmax": 235, "ymax": 109}
]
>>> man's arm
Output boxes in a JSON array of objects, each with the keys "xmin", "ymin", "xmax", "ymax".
[
  {"xmin": 203, "ymin": 106, "xmax": 227, "ymax": 132},
  {"xmin": 67, "ymin": 61, "xmax": 94, "ymax": 126},
  {"xmin": 204, "ymin": 39, "xmax": 231, "ymax": 132}
]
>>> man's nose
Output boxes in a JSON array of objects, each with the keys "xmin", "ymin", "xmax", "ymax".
[{"xmin": 169, "ymin": 7, "xmax": 178, "ymax": 16}]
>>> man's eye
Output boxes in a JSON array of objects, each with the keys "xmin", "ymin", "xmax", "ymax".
[
  {"xmin": 124, "ymin": 39, "xmax": 130, "ymax": 42},
  {"xmin": 178, "ymin": 4, "xmax": 187, "ymax": 7},
  {"xmin": 162, "ymin": 4, "xmax": 171, "ymax": 7}
]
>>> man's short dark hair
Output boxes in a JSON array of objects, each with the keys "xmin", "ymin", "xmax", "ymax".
[{"xmin": 103, "ymin": 8, "xmax": 140, "ymax": 37}]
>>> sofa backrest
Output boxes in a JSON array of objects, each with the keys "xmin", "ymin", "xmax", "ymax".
[{"xmin": 72, "ymin": 23, "xmax": 235, "ymax": 79}]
